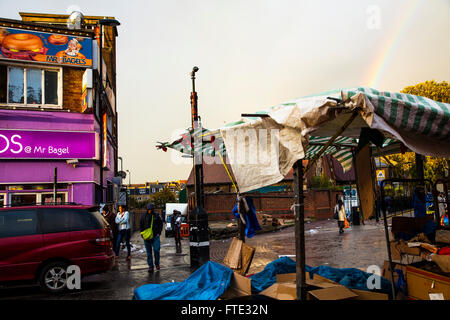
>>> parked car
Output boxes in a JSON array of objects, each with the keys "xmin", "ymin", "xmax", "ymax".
[{"xmin": 0, "ymin": 205, "xmax": 114, "ymax": 293}]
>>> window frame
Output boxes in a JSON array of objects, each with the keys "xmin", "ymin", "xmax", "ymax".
[
  {"xmin": 0, "ymin": 62, "xmax": 63, "ymax": 109},
  {"xmin": 0, "ymin": 193, "xmax": 6, "ymax": 207}
]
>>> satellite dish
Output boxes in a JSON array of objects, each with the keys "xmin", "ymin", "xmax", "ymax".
[{"xmin": 67, "ymin": 11, "xmax": 85, "ymax": 30}]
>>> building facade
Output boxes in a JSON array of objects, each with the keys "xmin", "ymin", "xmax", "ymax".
[
  {"xmin": 127, "ymin": 180, "xmax": 187, "ymax": 203},
  {"xmin": 0, "ymin": 13, "xmax": 119, "ymax": 207}
]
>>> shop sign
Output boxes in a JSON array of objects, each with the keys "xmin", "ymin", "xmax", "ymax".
[
  {"xmin": 0, "ymin": 27, "xmax": 93, "ymax": 67},
  {"xmin": 0, "ymin": 129, "xmax": 97, "ymax": 159}
]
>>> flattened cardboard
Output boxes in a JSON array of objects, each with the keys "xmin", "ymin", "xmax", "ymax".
[
  {"xmin": 351, "ymin": 289, "xmax": 389, "ymax": 300},
  {"xmin": 436, "ymin": 230, "xmax": 450, "ymax": 244},
  {"xmin": 221, "ymin": 272, "xmax": 252, "ymax": 299},
  {"xmin": 235, "ymin": 243, "xmax": 256, "ymax": 275},
  {"xmin": 276, "ymin": 272, "xmax": 339, "ymax": 288},
  {"xmin": 307, "ymin": 286, "xmax": 358, "ymax": 300},
  {"xmin": 259, "ymin": 283, "xmax": 297, "ymax": 300},
  {"xmin": 223, "ymin": 237, "xmax": 242, "ymax": 269}
]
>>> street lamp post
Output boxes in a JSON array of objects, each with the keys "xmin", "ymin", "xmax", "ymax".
[
  {"xmin": 189, "ymin": 66, "xmax": 210, "ymax": 269},
  {"xmin": 126, "ymin": 169, "xmax": 131, "ymax": 187},
  {"xmin": 97, "ymin": 18, "xmax": 120, "ymax": 204}
]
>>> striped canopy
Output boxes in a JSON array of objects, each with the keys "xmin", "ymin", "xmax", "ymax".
[{"xmin": 158, "ymin": 87, "xmax": 450, "ymax": 193}]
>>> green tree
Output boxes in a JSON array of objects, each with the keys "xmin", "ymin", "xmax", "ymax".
[
  {"xmin": 401, "ymin": 80, "xmax": 450, "ymax": 103},
  {"xmin": 385, "ymin": 81, "xmax": 450, "ymax": 181},
  {"xmin": 151, "ymin": 187, "xmax": 176, "ymax": 209}
]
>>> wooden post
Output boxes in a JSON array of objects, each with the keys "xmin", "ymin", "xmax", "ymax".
[
  {"xmin": 293, "ymin": 160, "xmax": 306, "ymax": 300},
  {"xmin": 415, "ymin": 153, "xmax": 424, "ymax": 180}
]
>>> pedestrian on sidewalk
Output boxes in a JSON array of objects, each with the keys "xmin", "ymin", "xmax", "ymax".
[
  {"xmin": 115, "ymin": 205, "xmax": 131, "ymax": 261},
  {"xmin": 102, "ymin": 205, "xmax": 118, "ymax": 249},
  {"xmin": 173, "ymin": 210, "xmax": 182, "ymax": 252},
  {"xmin": 336, "ymin": 199, "xmax": 346, "ymax": 234},
  {"xmin": 140, "ymin": 203, "xmax": 163, "ymax": 273}
]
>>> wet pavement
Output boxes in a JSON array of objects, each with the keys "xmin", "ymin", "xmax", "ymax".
[
  {"xmin": 0, "ymin": 218, "xmax": 391, "ymax": 299},
  {"xmin": 210, "ymin": 218, "xmax": 390, "ymax": 275}
]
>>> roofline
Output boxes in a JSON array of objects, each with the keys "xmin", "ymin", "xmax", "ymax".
[
  {"xmin": 19, "ymin": 12, "xmax": 118, "ymax": 37},
  {"xmin": 0, "ymin": 17, "xmax": 94, "ymax": 37}
]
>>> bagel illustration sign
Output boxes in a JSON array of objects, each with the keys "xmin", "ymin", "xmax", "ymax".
[
  {"xmin": 0, "ymin": 129, "xmax": 98, "ymax": 159},
  {"xmin": 0, "ymin": 27, "xmax": 92, "ymax": 67}
]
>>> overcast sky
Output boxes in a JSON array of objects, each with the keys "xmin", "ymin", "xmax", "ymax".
[{"xmin": 1, "ymin": 0, "xmax": 449, "ymax": 184}]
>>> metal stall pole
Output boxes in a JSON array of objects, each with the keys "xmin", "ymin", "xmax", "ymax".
[
  {"xmin": 380, "ymin": 180, "xmax": 397, "ymax": 300},
  {"xmin": 293, "ymin": 160, "xmax": 307, "ymax": 300}
]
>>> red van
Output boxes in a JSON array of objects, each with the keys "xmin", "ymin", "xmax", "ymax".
[{"xmin": 0, "ymin": 205, "xmax": 114, "ymax": 293}]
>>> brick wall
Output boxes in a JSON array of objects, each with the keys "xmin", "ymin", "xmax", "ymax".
[
  {"xmin": 63, "ymin": 67, "xmax": 85, "ymax": 112},
  {"xmin": 200, "ymin": 190, "xmax": 342, "ymax": 221}
]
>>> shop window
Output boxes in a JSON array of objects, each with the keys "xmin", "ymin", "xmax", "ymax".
[
  {"xmin": 11, "ymin": 194, "xmax": 37, "ymax": 206},
  {"xmin": 0, "ymin": 64, "xmax": 61, "ymax": 107},
  {"xmin": 0, "ymin": 194, "xmax": 5, "ymax": 207},
  {"xmin": 41, "ymin": 193, "xmax": 66, "ymax": 204},
  {"xmin": 0, "ymin": 209, "xmax": 38, "ymax": 238}
]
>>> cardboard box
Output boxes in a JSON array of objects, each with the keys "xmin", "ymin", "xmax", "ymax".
[
  {"xmin": 390, "ymin": 241, "xmax": 421, "ymax": 260},
  {"xmin": 220, "ymin": 272, "xmax": 252, "ymax": 300},
  {"xmin": 307, "ymin": 286, "xmax": 359, "ymax": 300},
  {"xmin": 382, "ymin": 261, "xmax": 407, "ymax": 284},
  {"xmin": 259, "ymin": 283, "xmax": 297, "ymax": 300},
  {"xmin": 273, "ymin": 272, "xmax": 388, "ymax": 300},
  {"xmin": 436, "ymin": 230, "xmax": 450, "ymax": 244},
  {"xmin": 351, "ymin": 289, "xmax": 389, "ymax": 300},
  {"xmin": 406, "ymin": 264, "xmax": 450, "ymax": 300}
]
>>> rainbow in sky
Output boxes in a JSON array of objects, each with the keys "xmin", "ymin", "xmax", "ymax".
[{"xmin": 366, "ymin": 0, "xmax": 425, "ymax": 89}]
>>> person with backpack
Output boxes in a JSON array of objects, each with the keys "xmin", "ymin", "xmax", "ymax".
[{"xmin": 140, "ymin": 203, "xmax": 163, "ymax": 273}]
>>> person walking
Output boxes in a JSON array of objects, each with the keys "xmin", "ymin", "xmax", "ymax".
[
  {"xmin": 140, "ymin": 203, "xmax": 163, "ymax": 273},
  {"xmin": 336, "ymin": 199, "xmax": 346, "ymax": 234},
  {"xmin": 102, "ymin": 205, "xmax": 118, "ymax": 249},
  {"xmin": 173, "ymin": 210, "xmax": 182, "ymax": 252},
  {"xmin": 115, "ymin": 205, "xmax": 131, "ymax": 261}
]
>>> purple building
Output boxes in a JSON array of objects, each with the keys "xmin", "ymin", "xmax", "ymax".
[{"xmin": 0, "ymin": 13, "xmax": 120, "ymax": 207}]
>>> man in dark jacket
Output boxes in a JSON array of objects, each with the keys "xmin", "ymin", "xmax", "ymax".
[{"xmin": 140, "ymin": 203, "xmax": 163, "ymax": 273}]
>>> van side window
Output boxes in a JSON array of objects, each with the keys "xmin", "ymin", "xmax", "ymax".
[
  {"xmin": 40, "ymin": 209, "xmax": 71, "ymax": 233},
  {"xmin": 40, "ymin": 209, "xmax": 98, "ymax": 233},
  {"xmin": 0, "ymin": 210, "xmax": 38, "ymax": 238}
]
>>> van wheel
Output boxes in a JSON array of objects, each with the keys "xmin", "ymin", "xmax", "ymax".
[{"xmin": 39, "ymin": 261, "xmax": 69, "ymax": 294}]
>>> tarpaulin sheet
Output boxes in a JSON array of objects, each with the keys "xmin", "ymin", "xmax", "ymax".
[
  {"xmin": 250, "ymin": 256, "xmax": 392, "ymax": 293},
  {"xmin": 133, "ymin": 261, "xmax": 233, "ymax": 300}
]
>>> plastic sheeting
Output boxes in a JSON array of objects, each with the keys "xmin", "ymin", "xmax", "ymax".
[
  {"xmin": 133, "ymin": 261, "xmax": 233, "ymax": 300},
  {"xmin": 232, "ymin": 197, "xmax": 262, "ymax": 239},
  {"xmin": 250, "ymin": 256, "xmax": 392, "ymax": 294}
]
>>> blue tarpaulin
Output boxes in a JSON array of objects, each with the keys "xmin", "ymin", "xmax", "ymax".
[
  {"xmin": 250, "ymin": 257, "xmax": 392, "ymax": 294},
  {"xmin": 133, "ymin": 261, "xmax": 233, "ymax": 300},
  {"xmin": 232, "ymin": 197, "xmax": 261, "ymax": 239}
]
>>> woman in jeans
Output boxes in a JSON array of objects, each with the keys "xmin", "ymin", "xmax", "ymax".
[{"xmin": 115, "ymin": 205, "xmax": 131, "ymax": 260}]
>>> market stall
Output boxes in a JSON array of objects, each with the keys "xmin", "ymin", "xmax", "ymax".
[{"xmin": 158, "ymin": 86, "xmax": 450, "ymax": 300}]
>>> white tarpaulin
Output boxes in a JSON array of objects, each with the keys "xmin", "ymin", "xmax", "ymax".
[{"xmin": 219, "ymin": 87, "xmax": 450, "ymax": 193}]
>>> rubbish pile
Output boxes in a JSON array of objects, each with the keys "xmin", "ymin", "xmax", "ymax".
[{"xmin": 133, "ymin": 256, "xmax": 392, "ymax": 300}]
